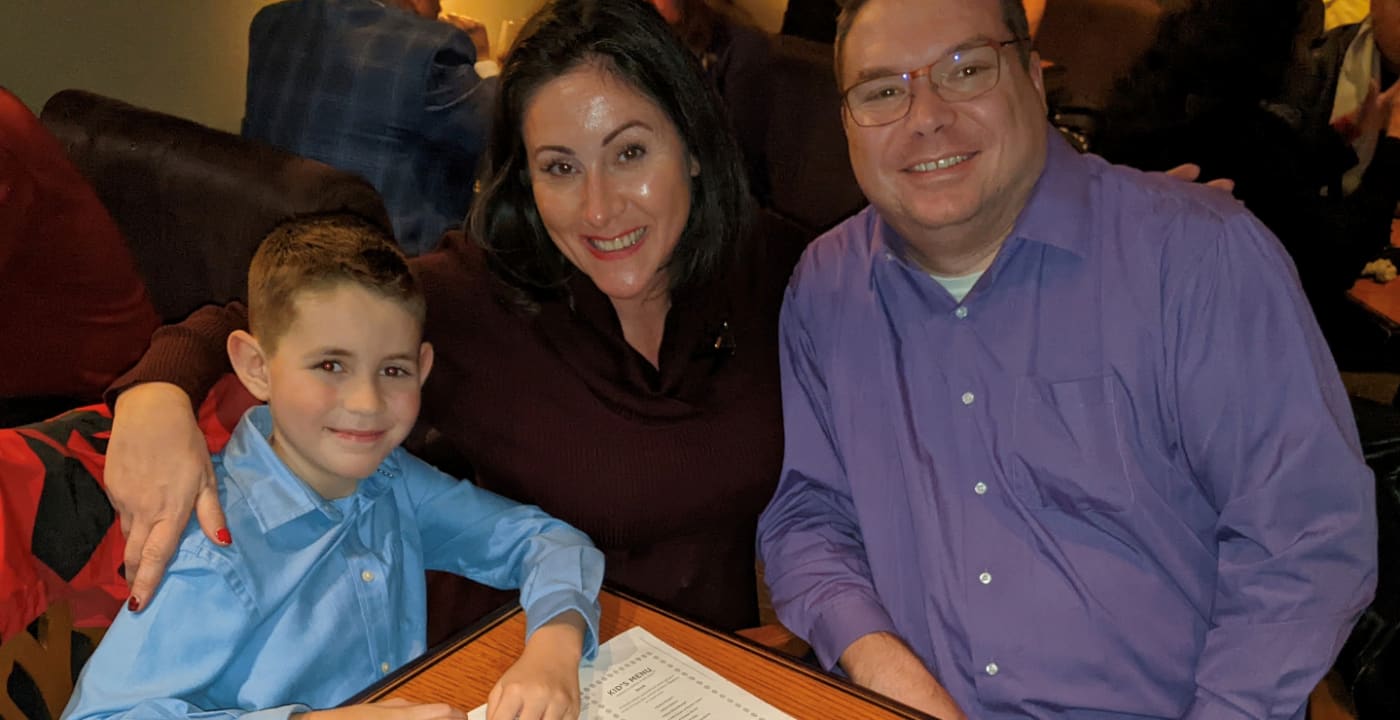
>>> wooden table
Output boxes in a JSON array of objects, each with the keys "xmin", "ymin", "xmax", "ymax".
[{"xmin": 350, "ymin": 588, "xmax": 931, "ymax": 719}]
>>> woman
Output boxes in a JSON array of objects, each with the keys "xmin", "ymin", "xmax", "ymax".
[
  {"xmin": 650, "ymin": 0, "xmax": 774, "ymax": 206},
  {"xmin": 102, "ymin": 0, "xmax": 807, "ymax": 640}
]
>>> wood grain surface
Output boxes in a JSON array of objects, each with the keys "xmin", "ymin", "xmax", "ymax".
[{"xmin": 356, "ymin": 588, "xmax": 931, "ymax": 719}]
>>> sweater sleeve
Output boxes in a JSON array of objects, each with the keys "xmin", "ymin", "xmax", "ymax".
[{"xmin": 103, "ymin": 302, "xmax": 249, "ymax": 410}]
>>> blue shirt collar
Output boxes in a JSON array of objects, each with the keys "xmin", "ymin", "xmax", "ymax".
[
  {"xmin": 219, "ymin": 406, "xmax": 397, "ymax": 533},
  {"xmin": 1009, "ymin": 127, "xmax": 1094, "ymax": 259}
]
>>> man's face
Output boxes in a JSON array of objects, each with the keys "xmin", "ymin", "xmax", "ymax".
[
  {"xmin": 1375, "ymin": 0, "xmax": 1400, "ymax": 71},
  {"xmin": 839, "ymin": 0, "xmax": 1048, "ymax": 246}
]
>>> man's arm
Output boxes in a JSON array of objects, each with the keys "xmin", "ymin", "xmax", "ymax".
[
  {"xmin": 1166, "ymin": 210, "xmax": 1377, "ymax": 720},
  {"xmin": 757, "ymin": 286, "xmax": 963, "ymax": 719},
  {"xmin": 405, "ymin": 456, "xmax": 603, "ymax": 660}
]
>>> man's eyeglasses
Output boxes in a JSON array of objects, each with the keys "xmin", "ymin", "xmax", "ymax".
[{"xmin": 842, "ymin": 38, "xmax": 1028, "ymax": 127}]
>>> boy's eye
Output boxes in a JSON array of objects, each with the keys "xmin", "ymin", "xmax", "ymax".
[
  {"xmin": 315, "ymin": 360, "xmax": 344, "ymax": 373},
  {"xmin": 382, "ymin": 366, "xmax": 413, "ymax": 378}
]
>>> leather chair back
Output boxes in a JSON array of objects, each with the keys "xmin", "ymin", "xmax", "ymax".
[{"xmin": 39, "ymin": 90, "xmax": 391, "ymax": 323}]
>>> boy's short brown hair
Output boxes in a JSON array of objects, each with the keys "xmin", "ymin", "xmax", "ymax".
[{"xmin": 247, "ymin": 213, "xmax": 425, "ymax": 354}]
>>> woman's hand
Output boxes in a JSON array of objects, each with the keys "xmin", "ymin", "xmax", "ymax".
[
  {"xmin": 107, "ymin": 382, "xmax": 228, "ymax": 610},
  {"xmin": 296, "ymin": 697, "xmax": 466, "ymax": 720},
  {"xmin": 487, "ymin": 612, "xmax": 586, "ymax": 720},
  {"xmin": 1164, "ymin": 163, "xmax": 1235, "ymax": 194}
]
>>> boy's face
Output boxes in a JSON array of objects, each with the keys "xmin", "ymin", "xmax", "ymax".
[{"xmin": 251, "ymin": 284, "xmax": 431, "ymax": 498}]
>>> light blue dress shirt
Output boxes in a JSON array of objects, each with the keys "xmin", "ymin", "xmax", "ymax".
[
  {"xmin": 758, "ymin": 130, "xmax": 1376, "ymax": 720},
  {"xmin": 64, "ymin": 406, "xmax": 602, "ymax": 720}
]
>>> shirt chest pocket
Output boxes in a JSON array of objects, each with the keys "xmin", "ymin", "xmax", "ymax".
[{"xmin": 1007, "ymin": 374, "xmax": 1134, "ymax": 513}]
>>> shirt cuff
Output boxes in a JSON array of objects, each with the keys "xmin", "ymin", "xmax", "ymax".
[
  {"xmin": 242, "ymin": 704, "xmax": 312, "ymax": 720},
  {"xmin": 806, "ymin": 593, "xmax": 900, "ymax": 672},
  {"xmin": 522, "ymin": 589, "xmax": 601, "ymax": 662},
  {"xmin": 474, "ymin": 59, "xmax": 499, "ymax": 78}
]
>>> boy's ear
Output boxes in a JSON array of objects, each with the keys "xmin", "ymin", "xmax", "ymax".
[
  {"xmin": 227, "ymin": 330, "xmax": 272, "ymax": 402},
  {"xmin": 417, "ymin": 342, "xmax": 435, "ymax": 388}
]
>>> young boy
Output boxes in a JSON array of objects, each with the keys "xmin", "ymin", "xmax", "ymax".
[{"xmin": 63, "ymin": 214, "xmax": 603, "ymax": 720}]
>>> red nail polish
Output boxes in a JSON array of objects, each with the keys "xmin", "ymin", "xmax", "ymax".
[
  {"xmin": 128, "ymin": 596, "xmax": 141, "ymax": 613},
  {"xmin": 216, "ymin": 528, "xmax": 232, "ymax": 545}
]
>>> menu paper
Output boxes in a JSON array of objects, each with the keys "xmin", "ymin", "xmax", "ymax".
[{"xmin": 467, "ymin": 626, "xmax": 795, "ymax": 719}]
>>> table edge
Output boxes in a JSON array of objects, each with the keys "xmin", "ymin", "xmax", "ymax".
[
  {"xmin": 344, "ymin": 586, "xmax": 933, "ymax": 719},
  {"xmin": 344, "ymin": 599, "xmax": 524, "ymax": 705}
]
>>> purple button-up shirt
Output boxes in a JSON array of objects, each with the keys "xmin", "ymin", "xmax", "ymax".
[{"xmin": 758, "ymin": 132, "xmax": 1377, "ymax": 720}]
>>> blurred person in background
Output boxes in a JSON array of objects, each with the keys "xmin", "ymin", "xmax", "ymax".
[
  {"xmin": 651, "ymin": 0, "xmax": 776, "ymax": 206},
  {"xmin": 242, "ymin": 0, "xmax": 498, "ymax": 256}
]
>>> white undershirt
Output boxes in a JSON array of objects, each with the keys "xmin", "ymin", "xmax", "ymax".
[{"xmin": 929, "ymin": 270, "xmax": 984, "ymax": 303}]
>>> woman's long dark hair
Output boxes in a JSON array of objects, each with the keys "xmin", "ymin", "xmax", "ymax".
[{"xmin": 469, "ymin": 0, "xmax": 751, "ymax": 308}]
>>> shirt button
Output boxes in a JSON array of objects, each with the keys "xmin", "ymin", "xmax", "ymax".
[
  {"xmin": 985, "ymin": 662, "xmax": 1000, "ymax": 676},
  {"xmin": 954, "ymin": 306, "xmax": 968, "ymax": 319},
  {"xmin": 381, "ymin": 662, "xmax": 390, "ymax": 673},
  {"xmin": 979, "ymin": 571, "xmax": 992, "ymax": 585},
  {"xmin": 361, "ymin": 570, "xmax": 375, "ymax": 582},
  {"xmin": 974, "ymin": 481, "xmax": 988, "ymax": 495},
  {"xmin": 961, "ymin": 391, "xmax": 975, "ymax": 405}
]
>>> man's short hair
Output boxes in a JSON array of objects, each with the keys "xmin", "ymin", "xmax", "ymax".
[
  {"xmin": 834, "ymin": 0, "xmax": 1033, "ymax": 87},
  {"xmin": 247, "ymin": 213, "xmax": 425, "ymax": 354}
]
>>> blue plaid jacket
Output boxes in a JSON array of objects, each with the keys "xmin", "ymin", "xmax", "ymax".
[{"xmin": 243, "ymin": 0, "xmax": 495, "ymax": 255}]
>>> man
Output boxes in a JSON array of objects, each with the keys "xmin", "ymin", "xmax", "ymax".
[
  {"xmin": 756, "ymin": 0, "xmax": 1377, "ymax": 718},
  {"xmin": 242, "ymin": 0, "xmax": 497, "ymax": 255}
]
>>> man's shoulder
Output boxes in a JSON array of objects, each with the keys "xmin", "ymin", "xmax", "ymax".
[
  {"xmin": 790, "ymin": 206, "xmax": 882, "ymax": 291},
  {"xmin": 1086, "ymin": 156, "xmax": 1297, "ymax": 299},
  {"xmin": 1091, "ymin": 156, "xmax": 1261, "ymax": 249},
  {"xmin": 255, "ymin": 0, "xmax": 463, "ymax": 52}
]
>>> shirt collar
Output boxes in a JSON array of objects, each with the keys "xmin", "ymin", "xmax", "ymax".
[
  {"xmin": 1007, "ymin": 126, "xmax": 1094, "ymax": 259},
  {"xmin": 219, "ymin": 406, "xmax": 396, "ymax": 533},
  {"xmin": 872, "ymin": 126, "xmax": 1092, "ymax": 264}
]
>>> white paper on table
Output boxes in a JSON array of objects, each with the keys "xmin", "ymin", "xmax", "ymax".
[{"xmin": 468, "ymin": 626, "xmax": 795, "ymax": 719}]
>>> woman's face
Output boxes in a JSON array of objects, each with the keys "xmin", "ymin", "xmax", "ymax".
[{"xmin": 523, "ymin": 63, "xmax": 698, "ymax": 306}]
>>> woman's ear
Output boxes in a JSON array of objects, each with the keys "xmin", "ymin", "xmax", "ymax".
[
  {"xmin": 227, "ymin": 330, "xmax": 272, "ymax": 402},
  {"xmin": 417, "ymin": 342, "xmax": 435, "ymax": 388},
  {"xmin": 689, "ymin": 154, "xmax": 701, "ymax": 178}
]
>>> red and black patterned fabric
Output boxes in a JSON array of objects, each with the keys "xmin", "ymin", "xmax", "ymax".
[{"xmin": 0, "ymin": 374, "xmax": 257, "ymax": 641}]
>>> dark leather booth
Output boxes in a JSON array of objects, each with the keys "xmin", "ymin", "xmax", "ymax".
[{"xmin": 38, "ymin": 89, "xmax": 391, "ymax": 323}]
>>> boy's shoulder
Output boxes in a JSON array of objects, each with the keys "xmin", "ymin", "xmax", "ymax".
[
  {"xmin": 174, "ymin": 468, "xmax": 255, "ymax": 565},
  {"xmin": 381, "ymin": 445, "xmax": 463, "ymax": 500}
]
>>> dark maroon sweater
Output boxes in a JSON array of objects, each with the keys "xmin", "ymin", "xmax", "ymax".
[{"xmin": 109, "ymin": 213, "xmax": 807, "ymax": 639}]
